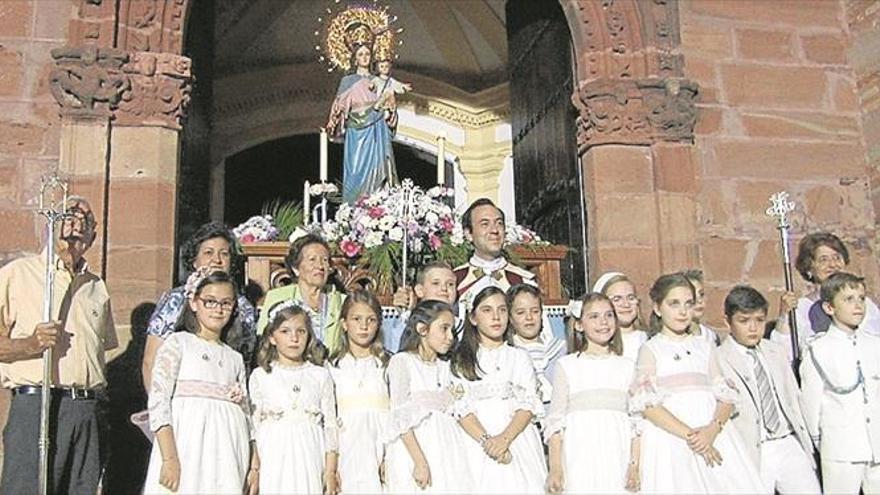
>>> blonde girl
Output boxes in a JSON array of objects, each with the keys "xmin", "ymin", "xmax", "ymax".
[
  {"xmin": 546, "ymin": 293, "xmax": 639, "ymax": 494},
  {"xmin": 327, "ymin": 290, "xmax": 390, "ymax": 493},
  {"xmin": 249, "ymin": 301, "xmax": 338, "ymax": 494}
]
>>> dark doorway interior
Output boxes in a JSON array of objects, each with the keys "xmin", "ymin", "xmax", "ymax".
[
  {"xmin": 224, "ymin": 135, "xmax": 442, "ymax": 227},
  {"xmin": 507, "ymin": 0, "xmax": 585, "ymax": 297}
]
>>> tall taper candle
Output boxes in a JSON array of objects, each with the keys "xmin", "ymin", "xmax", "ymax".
[
  {"xmin": 319, "ymin": 128, "xmax": 328, "ymax": 182},
  {"xmin": 436, "ymin": 133, "xmax": 446, "ymax": 185},
  {"xmin": 303, "ymin": 181, "xmax": 311, "ymax": 225}
]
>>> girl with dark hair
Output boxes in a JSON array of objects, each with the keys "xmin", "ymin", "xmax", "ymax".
[
  {"xmin": 773, "ymin": 232, "xmax": 880, "ymax": 358},
  {"xmin": 631, "ymin": 274, "xmax": 763, "ymax": 493},
  {"xmin": 143, "ymin": 271, "xmax": 257, "ymax": 494},
  {"xmin": 249, "ymin": 301, "xmax": 339, "ymax": 495},
  {"xmin": 142, "ymin": 221, "xmax": 257, "ymax": 390},
  {"xmin": 326, "ymin": 290, "xmax": 390, "ymax": 493},
  {"xmin": 546, "ymin": 292, "xmax": 640, "ymax": 494},
  {"xmin": 384, "ymin": 300, "xmax": 474, "ymax": 493},
  {"xmin": 257, "ymin": 233, "xmax": 346, "ymax": 355},
  {"xmin": 451, "ymin": 286, "xmax": 546, "ymax": 494}
]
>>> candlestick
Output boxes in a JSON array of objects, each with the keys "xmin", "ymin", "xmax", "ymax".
[
  {"xmin": 303, "ymin": 181, "xmax": 311, "ymax": 226},
  {"xmin": 319, "ymin": 128, "xmax": 328, "ymax": 182},
  {"xmin": 436, "ymin": 133, "xmax": 446, "ymax": 185}
]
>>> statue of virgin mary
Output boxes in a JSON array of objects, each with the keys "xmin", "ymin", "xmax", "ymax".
[{"xmin": 324, "ymin": 20, "xmax": 399, "ymax": 203}]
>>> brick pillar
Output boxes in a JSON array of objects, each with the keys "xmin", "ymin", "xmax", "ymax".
[
  {"xmin": 575, "ymin": 77, "xmax": 700, "ymax": 289},
  {"xmin": 50, "ymin": 47, "xmax": 192, "ymax": 352}
]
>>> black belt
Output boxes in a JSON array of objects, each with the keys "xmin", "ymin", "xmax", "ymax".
[{"xmin": 12, "ymin": 385, "xmax": 99, "ymax": 400}]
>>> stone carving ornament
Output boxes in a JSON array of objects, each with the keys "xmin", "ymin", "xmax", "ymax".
[
  {"xmin": 116, "ymin": 52, "xmax": 193, "ymax": 129},
  {"xmin": 574, "ymin": 77, "xmax": 697, "ymax": 153},
  {"xmin": 49, "ymin": 46, "xmax": 129, "ymax": 119}
]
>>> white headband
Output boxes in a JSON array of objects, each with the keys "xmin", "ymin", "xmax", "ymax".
[
  {"xmin": 566, "ymin": 299, "xmax": 584, "ymax": 319},
  {"xmin": 592, "ymin": 271, "xmax": 625, "ymax": 294}
]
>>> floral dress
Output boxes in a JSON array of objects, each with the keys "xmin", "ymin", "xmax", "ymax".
[
  {"xmin": 143, "ymin": 332, "xmax": 252, "ymax": 494},
  {"xmin": 250, "ymin": 362, "xmax": 337, "ymax": 494}
]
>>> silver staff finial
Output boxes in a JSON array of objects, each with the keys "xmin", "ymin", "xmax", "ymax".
[
  {"xmin": 766, "ymin": 191, "xmax": 795, "ymax": 226},
  {"xmin": 37, "ymin": 173, "xmax": 69, "ymax": 215}
]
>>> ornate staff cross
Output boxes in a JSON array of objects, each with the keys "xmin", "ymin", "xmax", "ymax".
[{"xmin": 766, "ymin": 191, "xmax": 795, "ymax": 228}]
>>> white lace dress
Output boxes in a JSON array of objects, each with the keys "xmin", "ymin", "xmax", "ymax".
[
  {"xmin": 544, "ymin": 353, "xmax": 636, "ymax": 494},
  {"xmin": 250, "ymin": 362, "xmax": 337, "ymax": 494},
  {"xmin": 630, "ymin": 334, "xmax": 765, "ymax": 494},
  {"xmin": 328, "ymin": 354, "xmax": 390, "ymax": 494},
  {"xmin": 383, "ymin": 353, "xmax": 474, "ymax": 493},
  {"xmin": 143, "ymin": 332, "xmax": 252, "ymax": 494},
  {"xmin": 452, "ymin": 344, "xmax": 547, "ymax": 494}
]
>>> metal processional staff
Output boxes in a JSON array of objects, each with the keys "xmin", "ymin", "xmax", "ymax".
[
  {"xmin": 35, "ymin": 174, "xmax": 70, "ymax": 495},
  {"xmin": 766, "ymin": 191, "xmax": 801, "ymax": 374}
]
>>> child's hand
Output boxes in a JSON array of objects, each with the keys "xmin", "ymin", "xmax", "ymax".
[
  {"xmin": 160, "ymin": 457, "xmax": 181, "ymax": 492},
  {"xmin": 498, "ymin": 450, "xmax": 513, "ymax": 464},
  {"xmin": 412, "ymin": 459, "xmax": 432, "ymax": 490},
  {"xmin": 323, "ymin": 470, "xmax": 340, "ymax": 495},
  {"xmin": 392, "ymin": 287, "xmax": 414, "ymax": 309},
  {"xmin": 698, "ymin": 446, "xmax": 723, "ymax": 467},
  {"xmin": 546, "ymin": 467, "xmax": 564, "ymax": 493},
  {"xmin": 402, "ymin": 83, "xmax": 413, "ymax": 92},
  {"xmin": 482, "ymin": 434, "xmax": 512, "ymax": 461},
  {"xmin": 625, "ymin": 462, "xmax": 640, "ymax": 492},
  {"xmin": 686, "ymin": 424, "xmax": 719, "ymax": 454},
  {"xmin": 245, "ymin": 467, "xmax": 259, "ymax": 495}
]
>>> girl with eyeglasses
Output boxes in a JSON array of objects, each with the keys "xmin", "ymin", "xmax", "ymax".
[
  {"xmin": 143, "ymin": 270, "xmax": 258, "ymax": 494},
  {"xmin": 593, "ymin": 272, "xmax": 649, "ymax": 362}
]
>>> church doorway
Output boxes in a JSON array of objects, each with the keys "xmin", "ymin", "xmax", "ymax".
[{"xmin": 175, "ymin": 0, "xmax": 585, "ymax": 294}]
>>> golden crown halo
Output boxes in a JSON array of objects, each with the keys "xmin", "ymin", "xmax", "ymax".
[{"xmin": 315, "ymin": 1, "xmax": 403, "ymax": 72}]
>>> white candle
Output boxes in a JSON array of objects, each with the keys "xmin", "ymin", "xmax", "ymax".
[
  {"xmin": 436, "ymin": 133, "xmax": 446, "ymax": 185},
  {"xmin": 303, "ymin": 180, "xmax": 311, "ymax": 225},
  {"xmin": 319, "ymin": 128, "xmax": 328, "ymax": 182}
]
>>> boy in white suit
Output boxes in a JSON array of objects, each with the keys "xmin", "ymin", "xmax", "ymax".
[
  {"xmin": 717, "ymin": 286, "xmax": 820, "ymax": 494},
  {"xmin": 801, "ymin": 272, "xmax": 880, "ymax": 494}
]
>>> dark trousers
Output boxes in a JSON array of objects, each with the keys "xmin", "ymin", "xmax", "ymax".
[{"xmin": 0, "ymin": 393, "xmax": 103, "ymax": 495}]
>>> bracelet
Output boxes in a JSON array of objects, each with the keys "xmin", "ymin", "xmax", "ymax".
[
  {"xmin": 713, "ymin": 418, "xmax": 725, "ymax": 430},
  {"xmin": 478, "ymin": 433, "xmax": 491, "ymax": 445}
]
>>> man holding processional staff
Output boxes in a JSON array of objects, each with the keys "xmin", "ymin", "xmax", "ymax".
[{"xmin": 0, "ymin": 196, "xmax": 116, "ymax": 494}]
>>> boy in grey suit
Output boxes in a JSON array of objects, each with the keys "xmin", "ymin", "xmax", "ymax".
[{"xmin": 718, "ymin": 286, "xmax": 820, "ymax": 494}]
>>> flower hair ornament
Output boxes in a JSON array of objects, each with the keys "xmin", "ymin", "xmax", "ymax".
[
  {"xmin": 184, "ymin": 266, "xmax": 215, "ymax": 299},
  {"xmin": 566, "ymin": 299, "xmax": 584, "ymax": 319},
  {"xmin": 266, "ymin": 299, "xmax": 309, "ymax": 325}
]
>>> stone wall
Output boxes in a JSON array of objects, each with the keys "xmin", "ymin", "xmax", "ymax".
[
  {"xmin": 680, "ymin": 0, "xmax": 876, "ymax": 325},
  {"xmin": 0, "ymin": 0, "xmax": 71, "ymax": 264}
]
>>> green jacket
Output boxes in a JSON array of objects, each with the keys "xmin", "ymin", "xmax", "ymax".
[{"xmin": 257, "ymin": 284, "xmax": 346, "ymax": 355}]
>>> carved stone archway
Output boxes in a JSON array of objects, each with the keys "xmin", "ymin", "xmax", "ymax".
[{"xmin": 559, "ymin": 0, "xmax": 701, "ymax": 290}]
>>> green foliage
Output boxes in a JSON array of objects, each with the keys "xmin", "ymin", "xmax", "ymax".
[
  {"xmin": 358, "ymin": 241, "xmax": 401, "ymax": 294},
  {"xmin": 262, "ymin": 199, "xmax": 303, "ymax": 240}
]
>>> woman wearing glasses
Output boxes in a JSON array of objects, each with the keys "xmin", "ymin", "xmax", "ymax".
[{"xmin": 773, "ymin": 231, "xmax": 880, "ymax": 361}]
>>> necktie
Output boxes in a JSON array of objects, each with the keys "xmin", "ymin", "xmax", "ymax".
[{"xmin": 748, "ymin": 348, "xmax": 781, "ymax": 434}]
